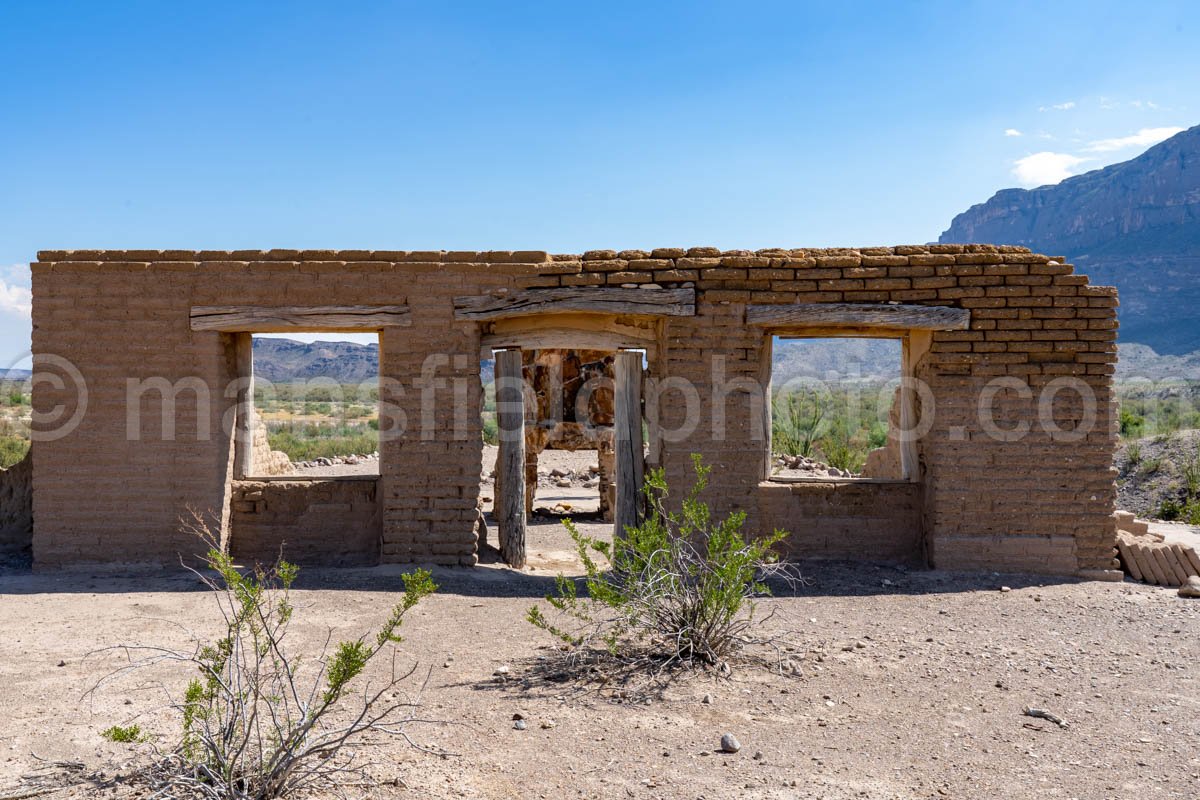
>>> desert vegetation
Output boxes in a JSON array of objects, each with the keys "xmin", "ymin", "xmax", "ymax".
[
  {"xmin": 770, "ymin": 382, "xmax": 891, "ymax": 472},
  {"xmin": 255, "ymin": 382, "xmax": 380, "ymax": 462},
  {"xmin": 0, "ymin": 381, "xmax": 30, "ymax": 469},
  {"xmin": 529, "ymin": 455, "xmax": 797, "ymax": 686},
  {"xmin": 92, "ymin": 519, "xmax": 438, "ymax": 799}
]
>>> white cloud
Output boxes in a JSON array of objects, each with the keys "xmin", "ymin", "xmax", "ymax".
[
  {"xmin": 1084, "ymin": 126, "xmax": 1184, "ymax": 153},
  {"xmin": 0, "ymin": 279, "xmax": 32, "ymax": 319},
  {"xmin": 1039, "ymin": 101, "xmax": 1076, "ymax": 112},
  {"xmin": 1012, "ymin": 151, "xmax": 1089, "ymax": 187},
  {"xmin": 1004, "ymin": 128, "xmax": 1023, "ymax": 137}
]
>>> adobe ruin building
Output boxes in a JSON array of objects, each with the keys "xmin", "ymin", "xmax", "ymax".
[{"xmin": 19, "ymin": 245, "xmax": 1121, "ymax": 578}]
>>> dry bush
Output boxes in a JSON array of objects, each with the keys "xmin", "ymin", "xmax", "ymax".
[
  {"xmin": 528, "ymin": 455, "xmax": 800, "ymax": 684},
  {"xmin": 92, "ymin": 515, "xmax": 438, "ymax": 799}
]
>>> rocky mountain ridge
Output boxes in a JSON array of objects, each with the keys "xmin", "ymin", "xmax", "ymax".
[{"xmin": 940, "ymin": 124, "xmax": 1200, "ymax": 354}]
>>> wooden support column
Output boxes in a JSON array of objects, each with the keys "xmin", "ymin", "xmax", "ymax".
[
  {"xmin": 233, "ymin": 332, "xmax": 254, "ymax": 480},
  {"xmin": 900, "ymin": 330, "xmax": 932, "ymax": 481},
  {"xmin": 494, "ymin": 349, "xmax": 527, "ymax": 568},
  {"xmin": 614, "ymin": 350, "xmax": 645, "ymax": 539}
]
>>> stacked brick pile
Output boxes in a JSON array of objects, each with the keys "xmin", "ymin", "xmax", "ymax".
[{"xmin": 1114, "ymin": 510, "xmax": 1200, "ymax": 586}]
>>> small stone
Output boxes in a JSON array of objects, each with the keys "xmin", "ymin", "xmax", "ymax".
[
  {"xmin": 493, "ymin": 665, "xmax": 510, "ymax": 677},
  {"xmin": 513, "ymin": 720, "xmax": 527, "ymax": 731},
  {"xmin": 1000, "ymin": 586, "xmax": 1012, "ymax": 593},
  {"xmin": 1179, "ymin": 576, "xmax": 1200, "ymax": 598},
  {"xmin": 540, "ymin": 720, "xmax": 556, "ymax": 729},
  {"xmin": 720, "ymin": 733, "xmax": 741, "ymax": 753},
  {"xmin": 56, "ymin": 660, "xmax": 65, "ymax": 667},
  {"xmin": 753, "ymin": 751, "xmax": 764, "ymax": 761},
  {"xmin": 512, "ymin": 712, "xmax": 526, "ymax": 720},
  {"xmin": 702, "ymin": 694, "xmax": 713, "ymax": 704}
]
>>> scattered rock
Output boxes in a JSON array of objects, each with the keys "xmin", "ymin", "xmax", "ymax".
[
  {"xmin": 512, "ymin": 711, "xmax": 526, "ymax": 720},
  {"xmin": 1179, "ymin": 576, "xmax": 1200, "ymax": 598},
  {"xmin": 720, "ymin": 733, "xmax": 741, "ymax": 753},
  {"xmin": 1000, "ymin": 586, "xmax": 1012, "ymax": 593},
  {"xmin": 702, "ymin": 694, "xmax": 713, "ymax": 704},
  {"xmin": 513, "ymin": 719, "xmax": 527, "ymax": 731},
  {"xmin": 56, "ymin": 660, "xmax": 65, "ymax": 667}
]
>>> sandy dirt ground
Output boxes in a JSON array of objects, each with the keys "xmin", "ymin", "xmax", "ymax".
[{"xmin": 2, "ymin": 536, "xmax": 1199, "ymax": 800}]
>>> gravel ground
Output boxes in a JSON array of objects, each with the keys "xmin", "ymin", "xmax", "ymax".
[{"xmin": 1, "ymin": 553, "xmax": 1197, "ymax": 799}]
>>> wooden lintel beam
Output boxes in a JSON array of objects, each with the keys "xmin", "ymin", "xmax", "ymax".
[
  {"xmin": 746, "ymin": 302, "xmax": 970, "ymax": 331},
  {"xmin": 190, "ymin": 305, "xmax": 411, "ymax": 332},
  {"xmin": 453, "ymin": 287, "xmax": 695, "ymax": 321}
]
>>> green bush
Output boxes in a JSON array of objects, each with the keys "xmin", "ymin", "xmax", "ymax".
[
  {"xmin": 118, "ymin": 520, "xmax": 439, "ymax": 799},
  {"xmin": 266, "ymin": 424, "xmax": 377, "ymax": 462},
  {"xmin": 102, "ymin": 724, "xmax": 149, "ymax": 743},
  {"xmin": 529, "ymin": 455, "xmax": 793, "ymax": 669},
  {"xmin": 1158, "ymin": 497, "xmax": 1200, "ymax": 525},
  {"xmin": 1118, "ymin": 406, "xmax": 1145, "ymax": 438},
  {"xmin": 772, "ymin": 390, "xmax": 825, "ymax": 457},
  {"xmin": 481, "ymin": 413, "xmax": 499, "ymax": 445},
  {"xmin": 771, "ymin": 383, "xmax": 890, "ymax": 471},
  {"xmin": 0, "ymin": 435, "xmax": 29, "ymax": 469}
]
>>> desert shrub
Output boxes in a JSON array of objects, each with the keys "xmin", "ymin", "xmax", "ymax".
[
  {"xmin": 772, "ymin": 390, "xmax": 825, "ymax": 457},
  {"xmin": 1140, "ymin": 457, "xmax": 1162, "ymax": 476},
  {"xmin": 99, "ymin": 521, "xmax": 437, "ymax": 799},
  {"xmin": 266, "ymin": 424, "xmax": 377, "ymax": 462},
  {"xmin": 1158, "ymin": 497, "xmax": 1200, "ymax": 525},
  {"xmin": 772, "ymin": 384, "xmax": 890, "ymax": 472},
  {"xmin": 480, "ymin": 413, "xmax": 499, "ymax": 445},
  {"xmin": 1126, "ymin": 441, "xmax": 1142, "ymax": 467},
  {"xmin": 1182, "ymin": 447, "xmax": 1200, "ymax": 497},
  {"xmin": 0, "ymin": 434, "xmax": 29, "ymax": 469},
  {"xmin": 102, "ymin": 724, "xmax": 149, "ymax": 743},
  {"xmin": 816, "ymin": 417, "xmax": 862, "ymax": 472},
  {"xmin": 1119, "ymin": 406, "xmax": 1145, "ymax": 438},
  {"xmin": 529, "ymin": 455, "xmax": 794, "ymax": 671}
]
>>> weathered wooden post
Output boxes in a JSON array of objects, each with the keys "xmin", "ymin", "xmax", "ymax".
[
  {"xmin": 494, "ymin": 349, "xmax": 527, "ymax": 568},
  {"xmin": 233, "ymin": 332, "xmax": 254, "ymax": 480},
  {"xmin": 614, "ymin": 350, "xmax": 644, "ymax": 540}
]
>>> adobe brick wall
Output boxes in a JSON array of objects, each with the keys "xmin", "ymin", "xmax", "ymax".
[
  {"xmin": 758, "ymin": 480, "xmax": 922, "ymax": 564},
  {"xmin": 29, "ymin": 244, "xmax": 1119, "ymax": 576},
  {"xmin": 230, "ymin": 478, "xmax": 380, "ymax": 566}
]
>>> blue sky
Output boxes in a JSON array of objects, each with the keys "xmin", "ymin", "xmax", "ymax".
[{"xmin": 2, "ymin": 0, "xmax": 1197, "ymax": 364}]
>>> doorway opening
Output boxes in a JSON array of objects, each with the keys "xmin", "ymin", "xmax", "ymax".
[{"xmin": 482, "ymin": 345, "xmax": 645, "ymax": 570}]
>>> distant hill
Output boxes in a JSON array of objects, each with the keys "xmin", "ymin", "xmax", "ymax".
[
  {"xmin": 940, "ymin": 124, "xmax": 1200, "ymax": 354},
  {"xmin": 771, "ymin": 338, "xmax": 900, "ymax": 383},
  {"xmin": 253, "ymin": 338, "xmax": 380, "ymax": 384},
  {"xmin": 252, "ymin": 336, "xmax": 903, "ymax": 387},
  {"xmin": 253, "ymin": 338, "xmax": 496, "ymax": 384}
]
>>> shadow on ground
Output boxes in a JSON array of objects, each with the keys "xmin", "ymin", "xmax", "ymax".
[{"xmin": 0, "ymin": 548, "xmax": 1086, "ymax": 599}]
